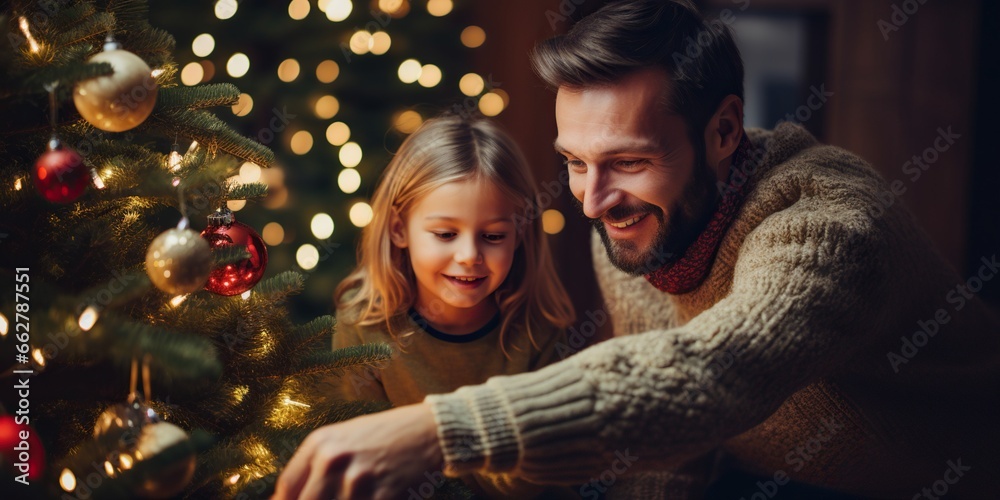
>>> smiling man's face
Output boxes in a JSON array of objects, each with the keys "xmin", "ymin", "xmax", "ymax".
[{"xmin": 555, "ymin": 68, "xmax": 718, "ymax": 275}]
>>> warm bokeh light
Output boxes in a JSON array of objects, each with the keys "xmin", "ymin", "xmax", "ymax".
[
  {"xmin": 0, "ymin": 312, "xmax": 8, "ymax": 337},
  {"xmin": 349, "ymin": 30, "xmax": 372, "ymax": 55},
  {"xmin": 289, "ymin": 0, "xmax": 310, "ymax": 19},
  {"xmin": 326, "ymin": 122, "xmax": 351, "ymax": 146},
  {"xmin": 262, "ymin": 222, "xmax": 285, "ymax": 246},
  {"xmin": 394, "ymin": 110, "xmax": 423, "ymax": 134},
  {"xmin": 290, "ymin": 130, "xmax": 314, "ymax": 155},
  {"xmin": 371, "ymin": 32, "xmax": 391, "ymax": 55},
  {"xmin": 378, "ymin": 0, "xmax": 409, "ymax": 17},
  {"xmin": 493, "ymin": 88, "xmax": 510, "ymax": 107},
  {"xmin": 339, "ymin": 142, "xmax": 362, "ymax": 167},
  {"xmin": 461, "ymin": 25, "xmax": 486, "ymax": 48},
  {"xmin": 169, "ymin": 294, "xmax": 188, "ymax": 308},
  {"xmin": 542, "ymin": 209, "xmax": 566, "ymax": 234},
  {"xmin": 427, "ymin": 0, "xmax": 452, "ymax": 17},
  {"xmin": 200, "ymin": 60, "xmax": 216, "ymax": 81},
  {"xmin": 397, "ymin": 59, "xmax": 422, "ymax": 83},
  {"xmin": 227, "ymin": 53, "xmax": 250, "ymax": 78},
  {"xmin": 180, "ymin": 62, "xmax": 204, "ymax": 86},
  {"xmin": 192, "ymin": 33, "xmax": 215, "ymax": 57},
  {"xmin": 338, "ymin": 168, "xmax": 361, "ymax": 194},
  {"xmin": 233, "ymin": 93, "xmax": 253, "ymax": 116},
  {"xmin": 325, "ymin": 0, "xmax": 353, "ymax": 21},
  {"xmin": 228, "ymin": 199, "xmax": 247, "ymax": 211},
  {"xmin": 311, "ymin": 213, "xmax": 335, "ymax": 239},
  {"xmin": 316, "ymin": 59, "xmax": 340, "ymax": 83},
  {"xmin": 277, "ymin": 58, "xmax": 300, "ymax": 82},
  {"xmin": 59, "ymin": 469, "xmax": 76, "ymax": 492},
  {"xmin": 78, "ymin": 306, "xmax": 99, "ymax": 331},
  {"xmin": 296, "ymin": 244, "xmax": 320, "ymax": 270},
  {"xmin": 215, "ymin": 0, "xmax": 237, "ymax": 19},
  {"xmin": 239, "ymin": 162, "xmax": 262, "ymax": 183},
  {"xmin": 349, "ymin": 202, "xmax": 374, "ymax": 227},
  {"xmin": 479, "ymin": 92, "xmax": 504, "ymax": 116},
  {"xmin": 314, "ymin": 95, "xmax": 340, "ymax": 119},
  {"xmin": 459, "ymin": 73, "xmax": 484, "ymax": 96},
  {"xmin": 418, "ymin": 64, "xmax": 442, "ymax": 87}
]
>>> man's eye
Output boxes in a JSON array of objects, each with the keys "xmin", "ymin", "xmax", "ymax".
[
  {"xmin": 483, "ymin": 233, "xmax": 506, "ymax": 242},
  {"xmin": 562, "ymin": 157, "xmax": 586, "ymax": 171},
  {"xmin": 616, "ymin": 159, "xmax": 646, "ymax": 170},
  {"xmin": 433, "ymin": 232, "xmax": 456, "ymax": 240}
]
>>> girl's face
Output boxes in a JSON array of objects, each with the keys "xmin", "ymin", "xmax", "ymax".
[{"xmin": 391, "ymin": 178, "xmax": 518, "ymax": 330}]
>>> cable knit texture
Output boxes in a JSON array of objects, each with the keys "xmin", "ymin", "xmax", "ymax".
[{"xmin": 425, "ymin": 122, "xmax": 1000, "ymax": 497}]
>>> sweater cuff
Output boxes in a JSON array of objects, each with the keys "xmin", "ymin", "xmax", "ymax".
[{"xmin": 425, "ymin": 363, "xmax": 599, "ymax": 479}]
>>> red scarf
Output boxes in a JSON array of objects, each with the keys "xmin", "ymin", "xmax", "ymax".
[{"xmin": 644, "ymin": 133, "xmax": 757, "ymax": 294}]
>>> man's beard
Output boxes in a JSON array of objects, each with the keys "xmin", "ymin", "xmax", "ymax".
[{"xmin": 591, "ymin": 165, "xmax": 718, "ymax": 276}]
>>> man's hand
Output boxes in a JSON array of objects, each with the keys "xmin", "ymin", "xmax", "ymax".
[{"xmin": 272, "ymin": 403, "xmax": 443, "ymax": 499}]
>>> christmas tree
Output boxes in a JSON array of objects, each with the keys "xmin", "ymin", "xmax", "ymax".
[{"xmin": 0, "ymin": 1, "xmax": 394, "ymax": 497}]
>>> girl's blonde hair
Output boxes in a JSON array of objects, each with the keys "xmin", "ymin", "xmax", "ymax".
[{"xmin": 335, "ymin": 114, "xmax": 575, "ymax": 352}]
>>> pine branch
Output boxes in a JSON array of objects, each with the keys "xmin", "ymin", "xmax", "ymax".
[
  {"xmin": 296, "ymin": 344, "xmax": 393, "ymax": 374},
  {"xmin": 288, "ymin": 316, "xmax": 336, "ymax": 349},
  {"xmin": 146, "ymin": 108, "xmax": 276, "ymax": 168},
  {"xmin": 156, "ymin": 84, "xmax": 241, "ymax": 110},
  {"xmin": 226, "ymin": 182, "xmax": 268, "ymax": 201},
  {"xmin": 251, "ymin": 271, "xmax": 304, "ymax": 298}
]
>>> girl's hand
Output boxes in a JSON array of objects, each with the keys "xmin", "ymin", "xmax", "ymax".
[{"xmin": 272, "ymin": 403, "xmax": 443, "ymax": 499}]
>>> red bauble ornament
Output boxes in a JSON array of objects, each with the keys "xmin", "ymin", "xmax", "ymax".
[
  {"xmin": 200, "ymin": 208, "xmax": 268, "ymax": 296},
  {"xmin": 34, "ymin": 138, "xmax": 88, "ymax": 203},
  {"xmin": 0, "ymin": 415, "xmax": 46, "ymax": 481}
]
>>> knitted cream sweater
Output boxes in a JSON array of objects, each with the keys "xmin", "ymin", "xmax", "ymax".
[{"xmin": 425, "ymin": 123, "xmax": 1000, "ymax": 497}]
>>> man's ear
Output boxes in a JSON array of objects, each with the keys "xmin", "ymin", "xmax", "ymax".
[
  {"xmin": 389, "ymin": 210, "xmax": 408, "ymax": 248},
  {"xmin": 704, "ymin": 94, "xmax": 745, "ymax": 182}
]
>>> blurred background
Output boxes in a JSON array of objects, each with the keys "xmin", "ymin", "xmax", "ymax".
[{"xmin": 150, "ymin": 0, "xmax": 999, "ymax": 331}]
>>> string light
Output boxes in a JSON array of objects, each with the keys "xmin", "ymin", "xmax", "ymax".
[
  {"xmin": 397, "ymin": 59, "xmax": 422, "ymax": 83},
  {"xmin": 459, "ymin": 73, "xmax": 485, "ymax": 96},
  {"xmin": 418, "ymin": 64, "xmax": 442, "ymax": 87},
  {"xmin": 338, "ymin": 169, "xmax": 361, "ymax": 194},
  {"xmin": 543, "ymin": 210, "xmax": 565, "ymax": 233},
  {"xmin": 311, "ymin": 213, "xmax": 335, "ymax": 239},
  {"xmin": 91, "ymin": 169, "xmax": 106, "ymax": 189},
  {"xmin": 59, "ymin": 469, "xmax": 76, "ymax": 492},
  {"xmin": 151, "ymin": 68, "xmax": 165, "ymax": 78},
  {"xmin": 169, "ymin": 294, "xmax": 188, "ymax": 307},
  {"xmin": 277, "ymin": 59, "xmax": 301, "ymax": 82},
  {"xmin": 325, "ymin": 0, "xmax": 353, "ymax": 21},
  {"xmin": 78, "ymin": 305, "xmax": 99, "ymax": 331},
  {"xmin": 349, "ymin": 202, "xmax": 374, "ymax": 227},
  {"xmin": 169, "ymin": 149, "xmax": 183, "ymax": 172},
  {"xmin": 233, "ymin": 93, "xmax": 253, "ymax": 116},
  {"xmin": 104, "ymin": 461, "xmax": 115, "ymax": 477},
  {"xmin": 226, "ymin": 53, "xmax": 250, "ymax": 78},
  {"xmin": 18, "ymin": 17, "xmax": 40, "ymax": 53},
  {"xmin": 32, "ymin": 348, "xmax": 45, "ymax": 367},
  {"xmin": 0, "ymin": 312, "xmax": 8, "ymax": 338},
  {"xmin": 241, "ymin": 290, "xmax": 252, "ymax": 300},
  {"xmin": 326, "ymin": 122, "xmax": 350, "ymax": 146},
  {"xmin": 288, "ymin": 0, "xmax": 310, "ymax": 20},
  {"xmin": 14, "ymin": 178, "xmax": 23, "ymax": 191},
  {"xmin": 192, "ymin": 34, "xmax": 215, "ymax": 57},
  {"xmin": 228, "ymin": 473, "xmax": 241, "ymax": 485},
  {"xmin": 283, "ymin": 397, "xmax": 310, "ymax": 408},
  {"xmin": 461, "ymin": 26, "xmax": 486, "ymax": 48},
  {"xmin": 262, "ymin": 222, "xmax": 285, "ymax": 246},
  {"xmin": 290, "ymin": 130, "xmax": 314, "ymax": 155},
  {"xmin": 427, "ymin": 0, "xmax": 453, "ymax": 17},
  {"xmin": 296, "ymin": 244, "xmax": 320, "ymax": 270},
  {"xmin": 215, "ymin": 0, "xmax": 238, "ymax": 20},
  {"xmin": 316, "ymin": 60, "xmax": 340, "ymax": 83},
  {"xmin": 339, "ymin": 142, "xmax": 362, "ymax": 167},
  {"xmin": 349, "ymin": 31, "xmax": 372, "ymax": 55},
  {"xmin": 371, "ymin": 32, "xmax": 392, "ymax": 55}
]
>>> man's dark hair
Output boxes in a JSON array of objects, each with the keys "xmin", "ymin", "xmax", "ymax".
[{"xmin": 531, "ymin": 0, "xmax": 745, "ymax": 163}]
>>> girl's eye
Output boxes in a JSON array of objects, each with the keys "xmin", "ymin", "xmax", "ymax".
[
  {"xmin": 433, "ymin": 232, "xmax": 456, "ymax": 240},
  {"xmin": 483, "ymin": 233, "xmax": 506, "ymax": 242}
]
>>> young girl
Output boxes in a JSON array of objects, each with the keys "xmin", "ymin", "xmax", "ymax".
[{"xmin": 333, "ymin": 114, "xmax": 576, "ymax": 498}]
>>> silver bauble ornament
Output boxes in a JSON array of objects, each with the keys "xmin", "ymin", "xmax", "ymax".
[
  {"xmin": 131, "ymin": 422, "xmax": 196, "ymax": 498},
  {"xmin": 145, "ymin": 227, "xmax": 213, "ymax": 294},
  {"xmin": 73, "ymin": 38, "xmax": 158, "ymax": 132}
]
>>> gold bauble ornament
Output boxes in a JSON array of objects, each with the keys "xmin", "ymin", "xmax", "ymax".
[
  {"xmin": 73, "ymin": 37, "xmax": 158, "ymax": 132},
  {"xmin": 145, "ymin": 227, "xmax": 213, "ymax": 294},
  {"xmin": 132, "ymin": 422, "xmax": 196, "ymax": 498}
]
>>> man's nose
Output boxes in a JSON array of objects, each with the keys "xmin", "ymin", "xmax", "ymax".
[{"xmin": 582, "ymin": 168, "xmax": 621, "ymax": 220}]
